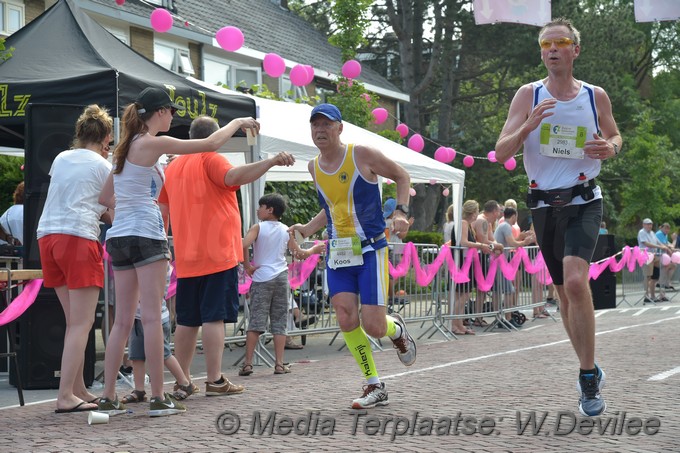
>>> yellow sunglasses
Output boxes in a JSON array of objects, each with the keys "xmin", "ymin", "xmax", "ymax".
[{"xmin": 539, "ymin": 37, "xmax": 575, "ymax": 49}]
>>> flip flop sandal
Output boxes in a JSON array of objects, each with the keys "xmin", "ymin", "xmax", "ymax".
[{"xmin": 120, "ymin": 389, "xmax": 147, "ymax": 404}]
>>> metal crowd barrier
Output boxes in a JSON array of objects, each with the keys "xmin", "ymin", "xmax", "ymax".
[{"xmin": 100, "ymin": 241, "xmax": 668, "ymax": 374}]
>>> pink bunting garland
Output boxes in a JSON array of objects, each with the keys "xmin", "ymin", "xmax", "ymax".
[{"xmin": 164, "ymin": 244, "xmax": 650, "ymax": 297}]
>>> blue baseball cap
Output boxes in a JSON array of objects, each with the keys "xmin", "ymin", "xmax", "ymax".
[
  {"xmin": 310, "ymin": 103, "xmax": 342, "ymax": 122},
  {"xmin": 383, "ymin": 198, "xmax": 397, "ymax": 219}
]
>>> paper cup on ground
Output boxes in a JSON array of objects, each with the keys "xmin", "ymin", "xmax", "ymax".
[
  {"xmin": 246, "ymin": 128, "xmax": 257, "ymax": 146},
  {"xmin": 88, "ymin": 411, "xmax": 109, "ymax": 425}
]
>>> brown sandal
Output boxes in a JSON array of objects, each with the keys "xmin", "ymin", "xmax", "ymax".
[
  {"xmin": 274, "ymin": 363, "xmax": 291, "ymax": 374},
  {"xmin": 121, "ymin": 389, "xmax": 147, "ymax": 404},
  {"xmin": 238, "ymin": 364, "xmax": 254, "ymax": 376},
  {"xmin": 172, "ymin": 381, "xmax": 198, "ymax": 401}
]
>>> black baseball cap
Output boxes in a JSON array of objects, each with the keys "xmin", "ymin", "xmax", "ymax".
[{"xmin": 136, "ymin": 87, "xmax": 181, "ymax": 114}]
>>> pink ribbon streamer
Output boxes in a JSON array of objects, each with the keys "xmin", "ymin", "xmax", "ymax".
[
  {"xmin": 0, "ymin": 279, "xmax": 43, "ymax": 327},
  {"xmin": 236, "ymin": 254, "xmax": 321, "ymax": 295},
  {"xmin": 389, "ymin": 243, "xmax": 649, "ymax": 290},
  {"xmin": 182, "ymin": 243, "xmax": 651, "ymax": 296}
]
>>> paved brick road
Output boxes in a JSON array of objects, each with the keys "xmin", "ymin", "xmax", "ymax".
[{"xmin": 1, "ymin": 303, "xmax": 679, "ymax": 452}]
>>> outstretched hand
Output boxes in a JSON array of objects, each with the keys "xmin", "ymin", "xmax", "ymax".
[
  {"xmin": 238, "ymin": 117, "xmax": 260, "ymax": 135},
  {"xmin": 271, "ymin": 152, "xmax": 295, "ymax": 167}
]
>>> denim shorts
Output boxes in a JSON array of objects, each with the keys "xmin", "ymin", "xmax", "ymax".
[
  {"xmin": 106, "ymin": 236, "xmax": 171, "ymax": 271},
  {"xmin": 127, "ymin": 318, "xmax": 172, "ymax": 360}
]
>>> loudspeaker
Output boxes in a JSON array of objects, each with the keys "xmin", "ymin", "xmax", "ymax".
[
  {"xmin": 22, "ymin": 193, "xmax": 46, "ymax": 270},
  {"xmin": 592, "ymin": 234, "xmax": 615, "ymax": 262},
  {"xmin": 590, "ymin": 234, "xmax": 617, "ymax": 310},
  {"xmin": 590, "ymin": 271, "xmax": 616, "ymax": 310},
  {"xmin": 10, "ymin": 288, "xmax": 95, "ymax": 390},
  {"xmin": 24, "ymin": 104, "xmax": 85, "ymax": 195},
  {"xmin": 23, "ymin": 104, "xmax": 85, "ymax": 269}
]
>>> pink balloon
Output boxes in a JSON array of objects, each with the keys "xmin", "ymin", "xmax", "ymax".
[
  {"xmin": 672, "ymin": 252, "xmax": 680, "ymax": 264},
  {"xmin": 646, "ymin": 252, "xmax": 655, "ymax": 265},
  {"xmin": 408, "ymin": 134, "xmax": 425, "ymax": 152},
  {"xmin": 446, "ymin": 147, "xmax": 456, "ymax": 162},
  {"xmin": 150, "ymin": 8, "xmax": 173, "ymax": 33},
  {"xmin": 429, "ymin": 179, "xmax": 437, "ymax": 185},
  {"xmin": 115, "ymin": 0, "xmax": 125, "ymax": 5},
  {"xmin": 290, "ymin": 64, "xmax": 308, "ymax": 86},
  {"xmin": 20, "ymin": 164, "xmax": 24, "ymax": 171},
  {"xmin": 304, "ymin": 65, "xmax": 315, "ymax": 84},
  {"xmin": 463, "ymin": 156, "xmax": 474, "ymax": 168},
  {"xmin": 487, "ymin": 151, "xmax": 497, "ymax": 163},
  {"xmin": 385, "ymin": 179, "xmax": 393, "ymax": 185},
  {"xmin": 341, "ymin": 60, "xmax": 362, "ymax": 79},
  {"xmin": 434, "ymin": 146, "xmax": 448, "ymax": 163},
  {"xmin": 442, "ymin": 188, "xmax": 450, "ymax": 197},
  {"xmin": 216, "ymin": 26, "xmax": 244, "ymax": 52},
  {"xmin": 409, "ymin": 188, "xmax": 417, "ymax": 196},
  {"xmin": 661, "ymin": 254, "xmax": 671, "ymax": 266},
  {"xmin": 372, "ymin": 108, "xmax": 388, "ymax": 125},
  {"xmin": 263, "ymin": 53, "xmax": 286, "ymax": 78},
  {"xmin": 504, "ymin": 157, "xmax": 517, "ymax": 171},
  {"xmin": 395, "ymin": 123, "xmax": 409, "ymax": 138}
]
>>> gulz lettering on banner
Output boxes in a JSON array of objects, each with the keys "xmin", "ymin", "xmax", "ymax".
[{"xmin": 0, "ymin": 84, "xmax": 31, "ymax": 117}]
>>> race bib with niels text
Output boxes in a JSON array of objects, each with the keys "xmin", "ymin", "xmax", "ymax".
[{"xmin": 539, "ymin": 123, "xmax": 587, "ymax": 159}]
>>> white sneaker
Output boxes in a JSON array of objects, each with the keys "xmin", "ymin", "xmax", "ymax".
[
  {"xmin": 351, "ymin": 382, "xmax": 389, "ymax": 409},
  {"xmin": 390, "ymin": 313, "xmax": 416, "ymax": 366}
]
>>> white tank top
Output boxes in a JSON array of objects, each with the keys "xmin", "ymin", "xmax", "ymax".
[
  {"xmin": 523, "ymin": 80, "xmax": 602, "ymax": 207},
  {"xmin": 106, "ymin": 159, "xmax": 166, "ymax": 241},
  {"xmin": 251, "ymin": 220, "xmax": 289, "ymax": 282}
]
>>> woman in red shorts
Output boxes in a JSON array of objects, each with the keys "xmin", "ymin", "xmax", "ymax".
[{"xmin": 37, "ymin": 105, "xmax": 113, "ymax": 413}]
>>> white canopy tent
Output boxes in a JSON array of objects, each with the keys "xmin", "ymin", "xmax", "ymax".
[{"xmin": 188, "ymin": 78, "xmax": 465, "ymax": 241}]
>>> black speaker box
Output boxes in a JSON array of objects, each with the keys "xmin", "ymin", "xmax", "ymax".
[
  {"xmin": 592, "ymin": 234, "xmax": 615, "ymax": 262},
  {"xmin": 590, "ymin": 271, "xmax": 617, "ymax": 310},
  {"xmin": 23, "ymin": 104, "xmax": 85, "ymax": 195},
  {"xmin": 10, "ymin": 288, "xmax": 96, "ymax": 390},
  {"xmin": 22, "ymin": 193, "xmax": 46, "ymax": 270},
  {"xmin": 22, "ymin": 104, "xmax": 86, "ymax": 269},
  {"xmin": 590, "ymin": 234, "xmax": 617, "ymax": 310}
]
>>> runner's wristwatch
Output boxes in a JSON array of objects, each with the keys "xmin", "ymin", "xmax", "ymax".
[{"xmin": 395, "ymin": 204, "xmax": 409, "ymax": 215}]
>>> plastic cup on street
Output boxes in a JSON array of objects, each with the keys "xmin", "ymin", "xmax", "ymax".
[{"xmin": 88, "ymin": 411, "xmax": 109, "ymax": 425}]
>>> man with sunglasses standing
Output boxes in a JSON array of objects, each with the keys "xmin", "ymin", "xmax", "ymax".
[{"xmin": 495, "ymin": 18, "xmax": 622, "ymax": 417}]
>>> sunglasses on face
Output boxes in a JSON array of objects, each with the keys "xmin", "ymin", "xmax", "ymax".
[{"xmin": 539, "ymin": 37, "xmax": 575, "ymax": 49}]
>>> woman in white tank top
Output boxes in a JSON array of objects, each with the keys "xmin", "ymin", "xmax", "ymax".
[{"xmin": 96, "ymin": 87, "xmax": 263, "ymax": 415}]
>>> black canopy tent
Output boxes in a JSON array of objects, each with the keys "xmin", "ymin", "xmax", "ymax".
[{"xmin": 0, "ymin": 0, "xmax": 255, "ymax": 149}]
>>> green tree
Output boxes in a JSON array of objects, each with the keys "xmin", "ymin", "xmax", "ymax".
[{"xmin": 0, "ymin": 156, "xmax": 23, "ymax": 213}]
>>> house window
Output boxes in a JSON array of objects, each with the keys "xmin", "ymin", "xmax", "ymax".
[
  {"xmin": 233, "ymin": 67, "xmax": 260, "ymax": 90},
  {"xmin": 154, "ymin": 43, "xmax": 175, "ymax": 71},
  {"xmin": 154, "ymin": 43, "xmax": 193, "ymax": 75},
  {"xmin": 204, "ymin": 58, "xmax": 231, "ymax": 86},
  {"xmin": 280, "ymin": 74, "xmax": 308, "ymax": 101},
  {"xmin": 202, "ymin": 56, "xmax": 261, "ymax": 90},
  {"xmin": 0, "ymin": 1, "xmax": 24, "ymax": 35}
]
